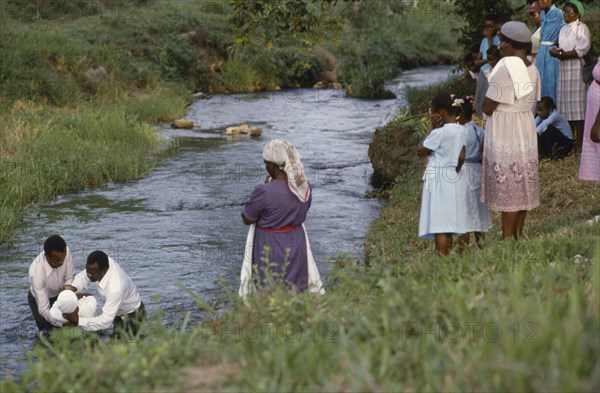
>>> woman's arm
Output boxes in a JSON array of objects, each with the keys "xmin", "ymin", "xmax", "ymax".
[
  {"xmin": 416, "ymin": 142, "xmax": 432, "ymax": 158},
  {"xmin": 591, "ymin": 110, "xmax": 600, "ymax": 144},
  {"xmin": 482, "ymin": 96, "xmax": 499, "ymax": 116},
  {"xmin": 552, "ymin": 49, "xmax": 580, "ymax": 60},
  {"xmin": 242, "ymin": 213, "xmax": 257, "ymax": 225},
  {"xmin": 474, "ymin": 51, "xmax": 487, "ymax": 69},
  {"xmin": 456, "ymin": 145, "xmax": 466, "ymax": 173}
]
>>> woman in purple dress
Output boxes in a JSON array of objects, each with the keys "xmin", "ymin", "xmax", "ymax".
[{"xmin": 241, "ymin": 140, "xmax": 323, "ymax": 294}]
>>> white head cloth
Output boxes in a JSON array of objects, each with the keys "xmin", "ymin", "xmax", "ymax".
[
  {"xmin": 50, "ymin": 290, "xmax": 98, "ymax": 323},
  {"xmin": 263, "ymin": 139, "xmax": 311, "ymax": 203},
  {"xmin": 76, "ymin": 295, "xmax": 97, "ymax": 318}
]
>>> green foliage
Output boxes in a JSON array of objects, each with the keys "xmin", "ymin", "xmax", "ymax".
[
  {"xmin": 2, "ymin": 0, "xmax": 153, "ymax": 21},
  {"xmin": 0, "ymin": 315, "xmax": 218, "ymax": 392},
  {"xmin": 0, "ymin": 1, "xmax": 231, "ymax": 106},
  {"xmin": 158, "ymin": 38, "xmax": 200, "ymax": 84},
  {"xmin": 229, "ymin": 0, "xmax": 350, "ymax": 43},
  {"xmin": 216, "ymin": 49, "xmax": 258, "ymax": 92},
  {"xmin": 339, "ymin": 23, "xmax": 398, "ymax": 98}
]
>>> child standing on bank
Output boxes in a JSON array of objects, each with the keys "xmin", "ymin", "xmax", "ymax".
[
  {"xmin": 456, "ymin": 95, "xmax": 492, "ymax": 248},
  {"xmin": 474, "ymin": 14, "xmax": 501, "ymax": 117},
  {"xmin": 418, "ymin": 92, "xmax": 468, "ymax": 255}
]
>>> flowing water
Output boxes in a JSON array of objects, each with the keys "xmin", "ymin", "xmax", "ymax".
[{"xmin": 0, "ymin": 66, "xmax": 452, "ymax": 379}]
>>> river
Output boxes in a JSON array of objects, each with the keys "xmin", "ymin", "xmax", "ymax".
[{"xmin": 0, "ymin": 66, "xmax": 453, "ymax": 379}]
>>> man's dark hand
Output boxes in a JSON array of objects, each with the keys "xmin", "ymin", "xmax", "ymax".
[{"xmin": 62, "ymin": 308, "xmax": 79, "ymax": 325}]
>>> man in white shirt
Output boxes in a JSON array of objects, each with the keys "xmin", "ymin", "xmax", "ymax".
[
  {"xmin": 28, "ymin": 235, "xmax": 75, "ymax": 331},
  {"xmin": 63, "ymin": 250, "xmax": 145, "ymax": 338}
]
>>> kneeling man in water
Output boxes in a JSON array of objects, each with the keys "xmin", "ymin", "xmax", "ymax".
[{"xmin": 63, "ymin": 250, "xmax": 145, "ymax": 338}]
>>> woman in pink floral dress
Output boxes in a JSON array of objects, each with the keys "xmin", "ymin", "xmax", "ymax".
[{"xmin": 483, "ymin": 21, "xmax": 541, "ymax": 240}]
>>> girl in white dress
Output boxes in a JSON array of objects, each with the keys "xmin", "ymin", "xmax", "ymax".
[{"xmin": 418, "ymin": 92, "xmax": 468, "ymax": 255}]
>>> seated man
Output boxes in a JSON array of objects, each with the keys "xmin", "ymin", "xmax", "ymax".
[
  {"xmin": 28, "ymin": 235, "xmax": 74, "ymax": 331},
  {"xmin": 535, "ymin": 96, "xmax": 573, "ymax": 160},
  {"xmin": 63, "ymin": 250, "xmax": 145, "ymax": 338}
]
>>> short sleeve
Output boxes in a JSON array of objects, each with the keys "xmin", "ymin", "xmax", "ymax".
[
  {"xmin": 575, "ymin": 24, "xmax": 590, "ymax": 58},
  {"xmin": 242, "ymin": 185, "xmax": 267, "ymax": 222},
  {"xmin": 486, "ymin": 65, "xmax": 514, "ymax": 105},
  {"xmin": 423, "ymin": 129, "xmax": 443, "ymax": 152},
  {"xmin": 480, "ymin": 38, "xmax": 489, "ymax": 57}
]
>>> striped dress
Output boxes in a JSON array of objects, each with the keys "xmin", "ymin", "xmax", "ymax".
[{"xmin": 556, "ymin": 20, "xmax": 590, "ymax": 121}]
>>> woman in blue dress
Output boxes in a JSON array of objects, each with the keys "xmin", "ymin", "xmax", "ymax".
[{"xmin": 536, "ymin": 0, "xmax": 564, "ymax": 101}]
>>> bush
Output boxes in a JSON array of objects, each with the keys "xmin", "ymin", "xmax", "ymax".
[{"xmin": 215, "ymin": 49, "xmax": 258, "ymax": 93}]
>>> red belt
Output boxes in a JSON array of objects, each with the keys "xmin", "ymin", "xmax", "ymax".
[{"xmin": 258, "ymin": 225, "xmax": 299, "ymax": 233}]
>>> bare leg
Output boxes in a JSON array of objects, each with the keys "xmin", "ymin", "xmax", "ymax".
[
  {"xmin": 501, "ymin": 212, "xmax": 519, "ymax": 240},
  {"xmin": 474, "ymin": 232, "xmax": 485, "ymax": 247},
  {"xmin": 570, "ymin": 120, "xmax": 584, "ymax": 153},
  {"xmin": 458, "ymin": 233, "xmax": 470, "ymax": 254},
  {"xmin": 502, "ymin": 211, "xmax": 528, "ymax": 240},
  {"xmin": 435, "ymin": 233, "xmax": 453, "ymax": 255},
  {"xmin": 515, "ymin": 210, "xmax": 528, "ymax": 239}
]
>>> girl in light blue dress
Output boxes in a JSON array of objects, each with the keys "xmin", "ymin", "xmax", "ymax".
[
  {"xmin": 417, "ymin": 92, "xmax": 468, "ymax": 255},
  {"xmin": 456, "ymin": 95, "xmax": 492, "ymax": 248}
]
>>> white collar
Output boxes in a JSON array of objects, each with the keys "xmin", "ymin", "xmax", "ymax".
[{"xmin": 98, "ymin": 257, "xmax": 114, "ymax": 290}]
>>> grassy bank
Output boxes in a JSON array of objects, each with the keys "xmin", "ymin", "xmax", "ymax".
[{"xmin": 0, "ymin": 94, "xmax": 187, "ymax": 244}]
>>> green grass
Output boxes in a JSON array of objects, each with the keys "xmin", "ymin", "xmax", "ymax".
[{"xmin": 0, "ymin": 98, "xmax": 178, "ymax": 244}]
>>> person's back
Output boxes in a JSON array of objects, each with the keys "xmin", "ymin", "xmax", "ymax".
[
  {"xmin": 101, "ymin": 258, "xmax": 140, "ymax": 309},
  {"xmin": 424, "ymin": 123, "xmax": 466, "ymax": 172},
  {"xmin": 245, "ymin": 181, "xmax": 311, "ymax": 229}
]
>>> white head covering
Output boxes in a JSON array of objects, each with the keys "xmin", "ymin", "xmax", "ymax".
[
  {"xmin": 50, "ymin": 290, "xmax": 97, "ymax": 324},
  {"xmin": 76, "ymin": 295, "xmax": 97, "ymax": 318},
  {"xmin": 262, "ymin": 139, "xmax": 311, "ymax": 203},
  {"xmin": 55, "ymin": 290, "xmax": 78, "ymax": 313}
]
